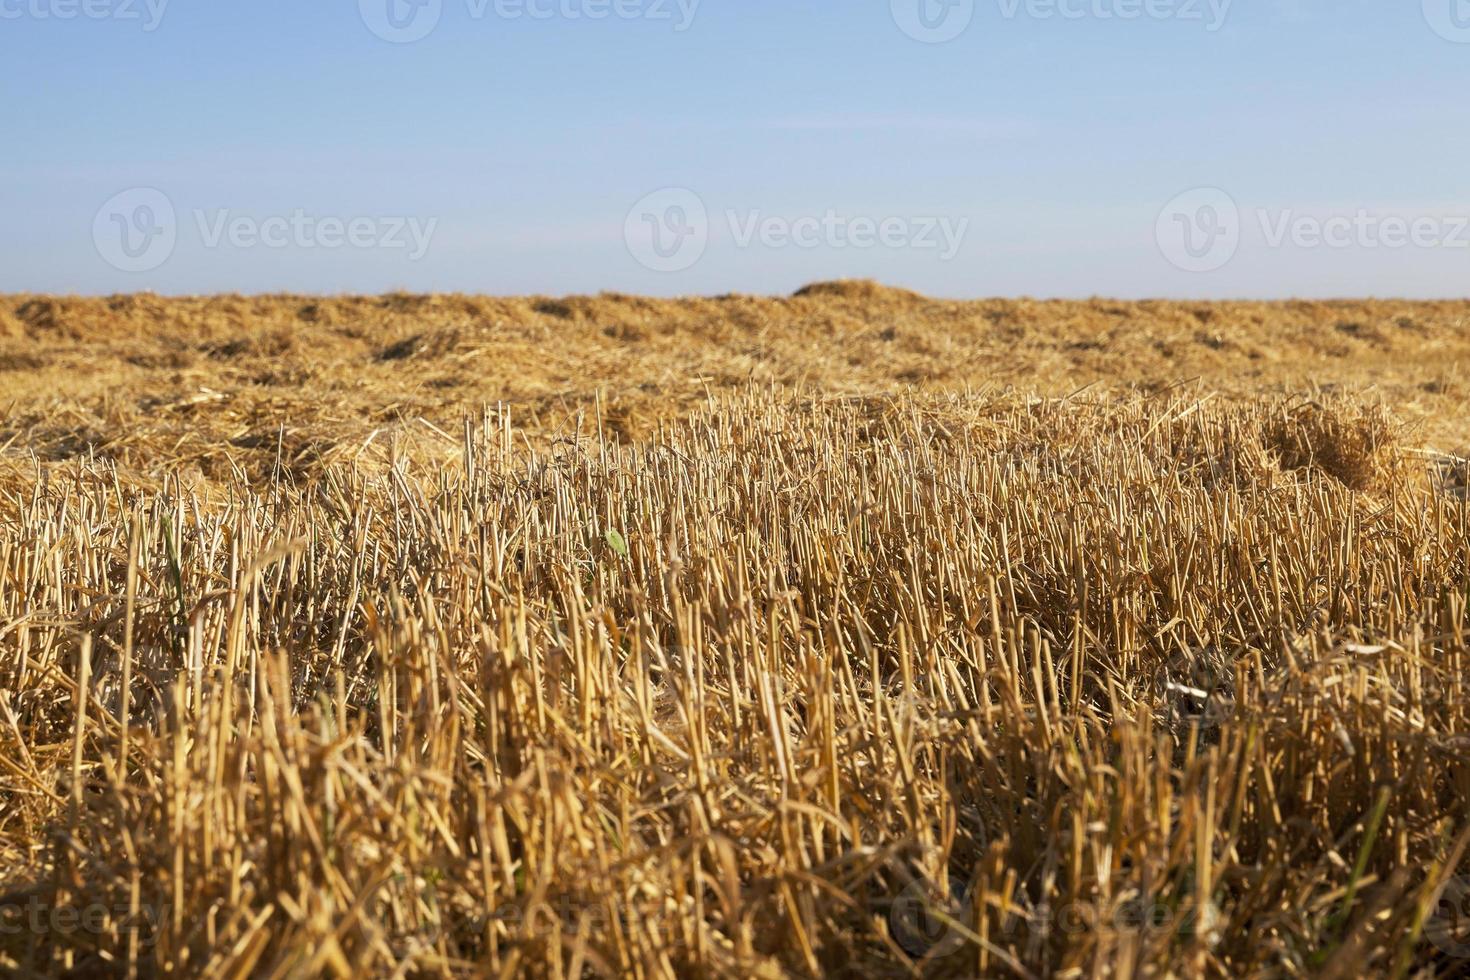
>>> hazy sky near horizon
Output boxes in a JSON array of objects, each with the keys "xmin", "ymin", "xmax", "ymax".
[{"xmin": 3, "ymin": 0, "xmax": 1468, "ymax": 299}]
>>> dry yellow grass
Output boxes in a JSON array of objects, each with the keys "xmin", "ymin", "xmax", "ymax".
[
  {"xmin": 2, "ymin": 284, "xmax": 1468, "ymax": 481},
  {"xmin": 0, "ymin": 284, "xmax": 1468, "ymax": 977}
]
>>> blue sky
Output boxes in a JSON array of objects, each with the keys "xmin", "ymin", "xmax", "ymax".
[{"xmin": 2, "ymin": 0, "xmax": 1467, "ymax": 298}]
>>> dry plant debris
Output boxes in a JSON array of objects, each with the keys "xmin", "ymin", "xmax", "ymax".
[{"xmin": 0, "ymin": 284, "xmax": 1468, "ymax": 977}]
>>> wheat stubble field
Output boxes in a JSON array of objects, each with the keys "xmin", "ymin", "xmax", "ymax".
[{"xmin": 1, "ymin": 282, "xmax": 1469, "ymax": 977}]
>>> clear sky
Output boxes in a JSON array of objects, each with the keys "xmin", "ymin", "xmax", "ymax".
[{"xmin": 2, "ymin": 0, "xmax": 1467, "ymax": 299}]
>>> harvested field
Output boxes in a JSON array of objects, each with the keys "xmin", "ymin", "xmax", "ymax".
[{"xmin": 1, "ymin": 284, "xmax": 1468, "ymax": 977}]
